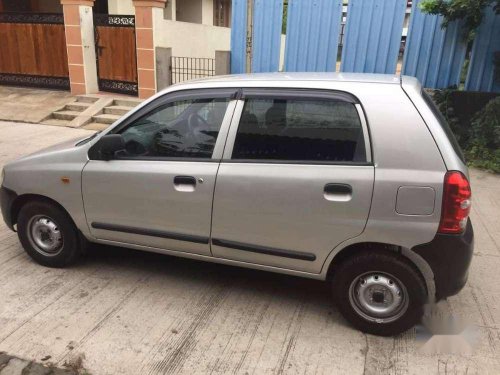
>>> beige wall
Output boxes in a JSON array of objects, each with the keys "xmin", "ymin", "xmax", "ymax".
[
  {"xmin": 201, "ymin": 0, "xmax": 213, "ymax": 25},
  {"xmin": 164, "ymin": 0, "xmax": 176, "ymax": 20},
  {"xmin": 153, "ymin": 7, "xmax": 230, "ymax": 59},
  {"xmin": 108, "ymin": 0, "xmax": 134, "ymax": 15}
]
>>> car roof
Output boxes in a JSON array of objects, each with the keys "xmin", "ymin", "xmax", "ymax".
[{"xmin": 184, "ymin": 72, "xmax": 402, "ymax": 85}]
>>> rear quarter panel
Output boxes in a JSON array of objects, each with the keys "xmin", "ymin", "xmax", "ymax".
[{"xmin": 321, "ymin": 82, "xmax": 447, "ymax": 276}]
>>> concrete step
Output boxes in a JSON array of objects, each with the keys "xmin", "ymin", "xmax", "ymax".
[
  {"xmin": 104, "ymin": 105, "xmax": 132, "ymax": 116},
  {"xmin": 113, "ymin": 98, "xmax": 142, "ymax": 108},
  {"xmin": 41, "ymin": 118, "xmax": 71, "ymax": 127},
  {"xmin": 52, "ymin": 110, "xmax": 80, "ymax": 121},
  {"xmin": 92, "ymin": 113, "xmax": 120, "ymax": 125},
  {"xmin": 76, "ymin": 95, "xmax": 99, "ymax": 104},
  {"xmin": 82, "ymin": 122, "xmax": 110, "ymax": 131},
  {"xmin": 65, "ymin": 102, "xmax": 91, "ymax": 112}
]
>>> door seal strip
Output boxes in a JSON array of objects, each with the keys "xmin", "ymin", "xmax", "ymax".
[
  {"xmin": 212, "ymin": 238, "xmax": 316, "ymax": 261},
  {"xmin": 91, "ymin": 222, "xmax": 209, "ymax": 244}
]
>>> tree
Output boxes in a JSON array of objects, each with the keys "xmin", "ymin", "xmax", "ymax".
[{"xmin": 419, "ymin": 0, "xmax": 500, "ymax": 41}]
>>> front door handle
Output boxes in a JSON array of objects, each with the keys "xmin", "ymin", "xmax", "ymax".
[
  {"xmin": 174, "ymin": 176, "xmax": 196, "ymax": 185},
  {"xmin": 174, "ymin": 176, "xmax": 197, "ymax": 192},
  {"xmin": 324, "ymin": 183, "xmax": 352, "ymax": 202}
]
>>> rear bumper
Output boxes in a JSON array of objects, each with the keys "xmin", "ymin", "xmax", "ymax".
[
  {"xmin": 0, "ymin": 185, "xmax": 17, "ymax": 231},
  {"xmin": 412, "ymin": 219, "xmax": 474, "ymax": 300}
]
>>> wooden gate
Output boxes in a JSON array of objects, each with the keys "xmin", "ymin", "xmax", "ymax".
[
  {"xmin": 0, "ymin": 13, "xmax": 70, "ymax": 90},
  {"xmin": 94, "ymin": 14, "xmax": 138, "ymax": 96}
]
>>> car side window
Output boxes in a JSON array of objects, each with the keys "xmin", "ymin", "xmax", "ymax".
[
  {"xmin": 232, "ymin": 96, "xmax": 366, "ymax": 162},
  {"xmin": 117, "ymin": 97, "xmax": 230, "ymax": 159}
]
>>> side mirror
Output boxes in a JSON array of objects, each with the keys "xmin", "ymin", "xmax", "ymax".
[{"xmin": 98, "ymin": 134, "xmax": 125, "ymax": 160}]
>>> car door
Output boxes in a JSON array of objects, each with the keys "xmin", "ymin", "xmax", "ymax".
[
  {"xmin": 82, "ymin": 88, "xmax": 237, "ymax": 256},
  {"xmin": 211, "ymin": 88, "xmax": 374, "ymax": 273}
]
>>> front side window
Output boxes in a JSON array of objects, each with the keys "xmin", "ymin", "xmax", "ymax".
[
  {"xmin": 232, "ymin": 97, "xmax": 366, "ymax": 162},
  {"xmin": 118, "ymin": 97, "xmax": 229, "ymax": 159}
]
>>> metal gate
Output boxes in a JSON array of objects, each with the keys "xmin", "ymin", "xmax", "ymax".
[
  {"xmin": 0, "ymin": 13, "xmax": 70, "ymax": 90},
  {"xmin": 170, "ymin": 56, "xmax": 215, "ymax": 84},
  {"xmin": 94, "ymin": 14, "xmax": 138, "ymax": 96}
]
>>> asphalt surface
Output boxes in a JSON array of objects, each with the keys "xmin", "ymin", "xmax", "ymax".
[{"xmin": 0, "ymin": 121, "xmax": 499, "ymax": 375}]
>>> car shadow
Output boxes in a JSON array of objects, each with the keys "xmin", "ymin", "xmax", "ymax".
[{"xmin": 80, "ymin": 242, "xmax": 346, "ymax": 324}]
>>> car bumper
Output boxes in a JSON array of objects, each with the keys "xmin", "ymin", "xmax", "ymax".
[
  {"xmin": 0, "ymin": 185, "xmax": 17, "ymax": 231},
  {"xmin": 412, "ymin": 219, "xmax": 474, "ymax": 300}
]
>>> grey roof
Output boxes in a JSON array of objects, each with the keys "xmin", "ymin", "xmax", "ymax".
[{"xmin": 187, "ymin": 72, "xmax": 402, "ymax": 85}]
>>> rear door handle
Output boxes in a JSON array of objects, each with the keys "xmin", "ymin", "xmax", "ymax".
[
  {"xmin": 174, "ymin": 176, "xmax": 196, "ymax": 192},
  {"xmin": 324, "ymin": 183, "xmax": 352, "ymax": 202}
]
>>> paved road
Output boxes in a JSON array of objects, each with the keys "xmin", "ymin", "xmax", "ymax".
[{"xmin": 0, "ymin": 121, "xmax": 499, "ymax": 375}]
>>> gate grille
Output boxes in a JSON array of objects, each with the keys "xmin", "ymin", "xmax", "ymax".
[{"xmin": 170, "ymin": 57, "xmax": 215, "ymax": 84}]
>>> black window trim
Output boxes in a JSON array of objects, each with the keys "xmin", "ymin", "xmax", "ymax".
[
  {"xmin": 223, "ymin": 88, "xmax": 373, "ymax": 166},
  {"xmin": 88, "ymin": 88, "xmax": 238, "ymax": 162}
]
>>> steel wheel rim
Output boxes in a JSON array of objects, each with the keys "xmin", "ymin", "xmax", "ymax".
[
  {"xmin": 27, "ymin": 215, "xmax": 64, "ymax": 257},
  {"xmin": 348, "ymin": 271, "xmax": 409, "ymax": 324}
]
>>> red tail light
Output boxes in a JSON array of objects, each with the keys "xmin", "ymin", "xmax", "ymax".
[{"xmin": 438, "ymin": 171, "xmax": 471, "ymax": 234}]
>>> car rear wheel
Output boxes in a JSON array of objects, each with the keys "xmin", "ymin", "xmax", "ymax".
[
  {"xmin": 17, "ymin": 201, "xmax": 82, "ymax": 267},
  {"xmin": 331, "ymin": 250, "xmax": 426, "ymax": 336}
]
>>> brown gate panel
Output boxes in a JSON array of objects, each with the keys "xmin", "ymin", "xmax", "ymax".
[
  {"xmin": 94, "ymin": 14, "xmax": 138, "ymax": 96},
  {"xmin": 96, "ymin": 26, "xmax": 137, "ymax": 82},
  {"xmin": 0, "ymin": 13, "xmax": 70, "ymax": 90}
]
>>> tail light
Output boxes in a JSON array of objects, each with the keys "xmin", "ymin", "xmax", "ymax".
[{"xmin": 438, "ymin": 171, "xmax": 471, "ymax": 234}]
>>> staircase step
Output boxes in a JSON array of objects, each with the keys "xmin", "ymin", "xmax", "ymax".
[
  {"xmin": 113, "ymin": 98, "xmax": 142, "ymax": 108},
  {"xmin": 75, "ymin": 95, "xmax": 99, "ymax": 104},
  {"xmin": 104, "ymin": 105, "xmax": 132, "ymax": 116},
  {"xmin": 92, "ymin": 113, "xmax": 121, "ymax": 125},
  {"xmin": 52, "ymin": 110, "xmax": 80, "ymax": 121},
  {"xmin": 41, "ymin": 118, "xmax": 71, "ymax": 127},
  {"xmin": 65, "ymin": 102, "xmax": 91, "ymax": 112},
  {"xmin": 82, "ymin": 122, "xmax": 110, "ymax": 131}
]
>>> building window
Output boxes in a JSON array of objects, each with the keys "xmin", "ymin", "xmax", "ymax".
[{"xmin": 214, "ymin": 0, "xmax": 231, "ymax": 27}]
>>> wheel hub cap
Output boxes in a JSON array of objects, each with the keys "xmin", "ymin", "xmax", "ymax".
[
  {"xmin": 349, "ymin": 272, "xmax": 408, "ymax": 323},
  {"xmin": 28, "ymin": 215, "xmax": 63, "ymax": 255}
]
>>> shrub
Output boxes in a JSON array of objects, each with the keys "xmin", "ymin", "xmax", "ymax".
[
  {"xmin": 466, "ymin": 97, "xmax": 500, "ymax": 173},
  {"xmin": 431, "ymin": 91, "xmax": 500, "ymax": 173}
]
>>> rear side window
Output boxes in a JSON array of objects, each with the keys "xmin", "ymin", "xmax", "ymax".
[
  {"xmin": 232, "ymin": 97, "xmax": 366, "ymax": 162},
  {"xmin": 422, "ymin": 90, "xmax": 466, "ymax": 163}
]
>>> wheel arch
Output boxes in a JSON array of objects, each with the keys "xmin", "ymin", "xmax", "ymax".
[
  {"xmin": 11, "ymin": 194, "xmax": 76, "ymax": 230},
  {"xmin": 325, "ymin": 241, "xmax": 436, "ymax": 303}
]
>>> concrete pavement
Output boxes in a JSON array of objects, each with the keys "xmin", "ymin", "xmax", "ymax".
[
  {"xmin": 0, "ymin": 121, "xmax": 499, "ymax": 375},
  {"xmin": 0, "ymin": 87, "xmax": 74, "ymax": 124}
]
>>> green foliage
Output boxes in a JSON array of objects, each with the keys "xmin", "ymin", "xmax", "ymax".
[
  {"xmin": 467, "ymin": 97, "xmax": 500, "ymax": 172},
  {"xmin": 282, "ymin": 0, "xmax": 288, "ymax": 35},
  {"xmin": 431, "ymin": 87, "xmax": 470, "ymax": 144},
  {"xmin": 432, "ymin": 91, "xmax": 500, "ymax": 173},
  {"xmin": 419, "ymin": 0, "xmax": 500, "ymax": 41}
]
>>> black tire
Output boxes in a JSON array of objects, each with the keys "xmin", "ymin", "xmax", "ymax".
[
  {"xmin": 17, "ymin": 200, "xmax": 82, "ymax": 268},
  {"xmin": 331, "ymin": 250, "xmax": 426, "ymax": 336}
]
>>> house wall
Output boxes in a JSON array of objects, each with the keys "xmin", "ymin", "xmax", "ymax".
[
  {"xmin": 153, "ymin": 7, "xmax": 230, "ymax": 59},
  {"xmin": 108, "ymin": 0, "xmax": 134, "ymax": 15},
  {"xmin": 201, "ymin": 0, "xmax": 213, "ymax": 25},
  {"xmin": 164, "ymin": 0, "xmax": 176, "ymax": 20}
]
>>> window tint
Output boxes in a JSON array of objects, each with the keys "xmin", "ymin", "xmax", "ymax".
[
  {"xmin": 422, "ymin": 90, "xmax": 466, "ymax": 163},
  {"xmin": 232, "ymin": 97, "xmax": 366, "ymax": 162},
  {"xmin": 118, "ymin": 97, "xmax": 229, "ymax": 159}
]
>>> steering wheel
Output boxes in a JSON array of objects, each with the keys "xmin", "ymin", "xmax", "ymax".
[{"xmin": 187, "ymin": 113, "xmax": 210, "ymax": 136}]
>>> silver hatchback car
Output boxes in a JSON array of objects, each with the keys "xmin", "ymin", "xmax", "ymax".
[{"xmin": 1, "ymin": 73, "xmax": 473, "ymax": 336}]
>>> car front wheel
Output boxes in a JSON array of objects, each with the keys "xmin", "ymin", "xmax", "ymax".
[{"xmin": 17, "ymin": 200, "xmax": 82, "ymax": 268}]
